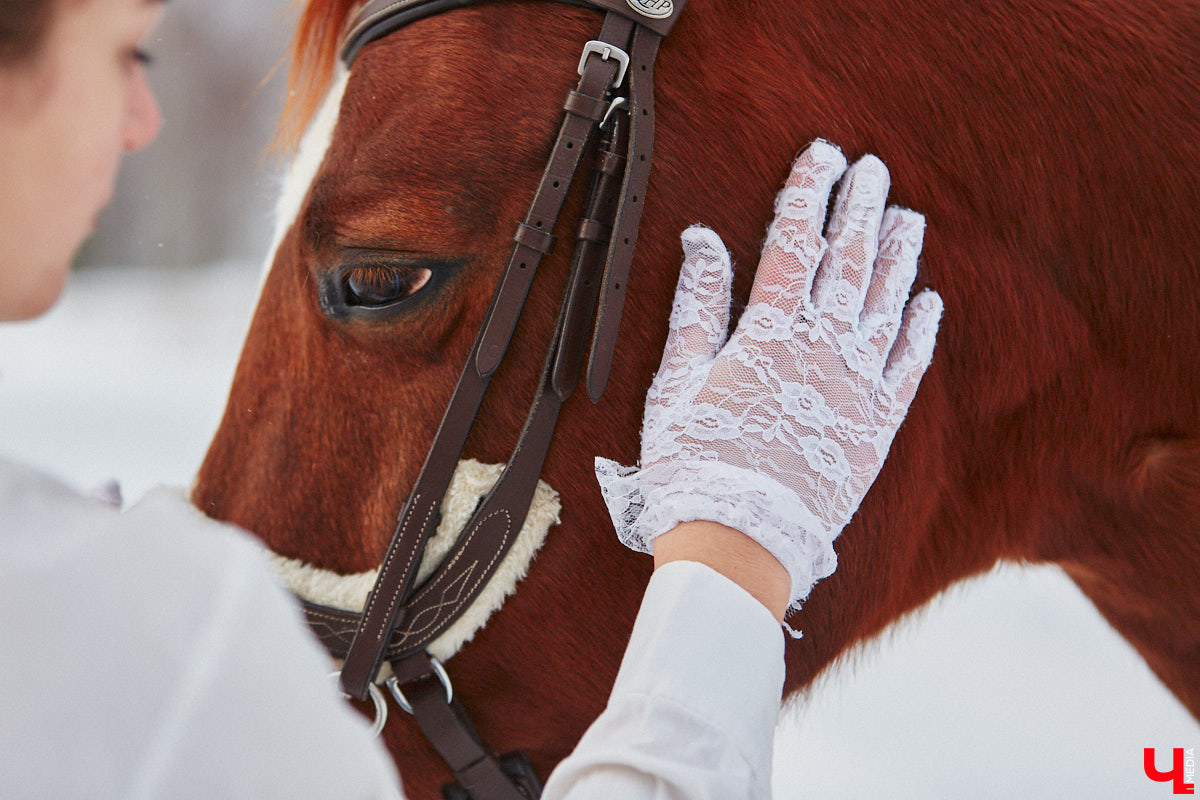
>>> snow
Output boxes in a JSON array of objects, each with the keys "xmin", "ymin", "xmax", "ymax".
[
  {"xmin": 1, "ymin": 263, "xmax": 1196, "ymax": 797},
  {"xmin": 0, "ymin": 262, "xmax": 258, "ymax": 503}
]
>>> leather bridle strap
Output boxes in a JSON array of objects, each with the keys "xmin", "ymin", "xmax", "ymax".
[
  {"xmin": 336, "ymin": 8, "xmax": 641, "ymax": 702},
  {"xmin": 391, "ymin": 653, "xmax": 540, "ymax": 800},
  {"xmin": 340, "ymin": 0, "xmax": 681, "ymax": 62},
  {"xmin": 301, "ymin": 101, "xmax": 633, "ymax": 665},
  {"xmin": 305, "ymin": 94, "xmax": 633, "ymax": 800},
  {"xmin": 299, "ymin": 3, "xmax": 686, "ymax": 797},
  {"xmin": 388, "ymin": 124, "xmax": 632, "ymax": 797},
  {"xmin": 584, "ymin": 21, "xmax": 661, "ymax": 400}
]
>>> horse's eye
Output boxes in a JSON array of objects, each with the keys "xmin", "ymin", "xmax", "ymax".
[
  {"xmin": 342, "ymin": 265, "xmax": 431, "ymax": 307},
  {"xmin": 319, "ymin": 256, "xmax": 456, "ymax": 322}
]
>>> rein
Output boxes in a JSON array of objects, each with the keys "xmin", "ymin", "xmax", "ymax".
[{"xmin": 298, "ymin": 1, "xmax": 686, "ymax": 796}]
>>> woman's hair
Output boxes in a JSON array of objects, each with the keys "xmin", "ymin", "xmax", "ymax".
[{"xmin": 0, "ymin": 0, "xmax": 59, "ymax": 66}]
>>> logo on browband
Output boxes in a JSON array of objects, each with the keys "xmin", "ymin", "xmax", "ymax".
[{"xmin": 626, "ymin": 0, "xmax": 674, "ymax": 19}]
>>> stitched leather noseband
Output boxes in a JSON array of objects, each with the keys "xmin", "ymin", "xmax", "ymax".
[{"xmin": 297, "ymin": 1, "xmax": 686, "ymax": 796}]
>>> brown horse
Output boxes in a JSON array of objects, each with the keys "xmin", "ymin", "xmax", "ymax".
[{"xmin": 194, "ymin": 0, "xmax": 1200, "ymax": 795}]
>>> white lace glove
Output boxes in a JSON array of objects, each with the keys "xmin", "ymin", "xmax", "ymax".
[{"xmin": 596, "ymin": 140, "xmax": 943, "ymax": 611}]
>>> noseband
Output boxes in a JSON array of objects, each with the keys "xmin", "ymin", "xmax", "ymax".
[{"xmin": 296, "ymin": 1, "xmax": 687, "ymax": 796}]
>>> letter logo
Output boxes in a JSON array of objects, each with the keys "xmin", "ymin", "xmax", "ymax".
[
  {"xmin": 626, "ymin": 0, "xmax": 674, "ymax": 20},
  {"xmin": 1146, "ymin": 748, "xmax": 1196, "ymax": 795}
]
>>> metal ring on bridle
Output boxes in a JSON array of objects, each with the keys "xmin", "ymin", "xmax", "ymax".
[
  {"xmin": 385, "ymin": 655, "xmax": 454, "ymax": 714},
  {"xmin": 329, "ymin": 672, "xmax": 389, "ymax": 737}
]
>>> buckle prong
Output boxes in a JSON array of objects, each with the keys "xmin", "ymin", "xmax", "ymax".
[{"xmin": 601, "ymin": 96, "xmax": 628, "ymax": 129}]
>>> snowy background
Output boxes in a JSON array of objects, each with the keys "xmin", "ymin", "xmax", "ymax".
[{"xmin": 1, "ymin": 0, "xmax": 1196, "ymax": 796}]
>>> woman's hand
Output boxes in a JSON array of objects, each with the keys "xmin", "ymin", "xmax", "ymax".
[{"xmin": 596, "ymin": 140, "xmax": 942, "ymax": 617}]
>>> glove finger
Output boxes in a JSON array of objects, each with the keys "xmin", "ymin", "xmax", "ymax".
[
  {"xmin": 658, "ymin": 225, "xmax": 734, "ymax": 375},
  {"xmin": 882, "ymin": 289, "xmax": 943, "ymax": 407},
  {"xmin": 750, "ymin": 140, "xmax": 847, "ymax": 313},
  {"xmin": 813, "ymin": 155, "xmax": 891, "ymax": 325},
  {"xmin": 862, "ymin": 207, "xmax": 924, "ymax": 362}
]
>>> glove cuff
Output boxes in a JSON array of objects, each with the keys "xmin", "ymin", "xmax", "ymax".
[{"xmin": 594, "ymin": 458, "xmax": 840, "ymax": 610}]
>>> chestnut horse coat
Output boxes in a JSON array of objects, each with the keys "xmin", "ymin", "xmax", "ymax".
[{"xmin": 195, "ymin": 0, "xmax": 1200, "ymax": 795}]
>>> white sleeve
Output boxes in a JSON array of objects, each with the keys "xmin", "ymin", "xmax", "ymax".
[
  {"xmin": 0, "ymin": 466, "xmax": 404, "ymax": 800},
  {"xmin": 541, "ymin": 560, "xmax": 785, "ymax": 800},
  {"xmin": 117, "ymin": 491, "xmax": 406, "ymax": 800}
]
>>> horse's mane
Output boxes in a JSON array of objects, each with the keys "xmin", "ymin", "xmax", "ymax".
[{"xmin": 280, "ymin": 0, "xmax": 359, "ymax": 151}]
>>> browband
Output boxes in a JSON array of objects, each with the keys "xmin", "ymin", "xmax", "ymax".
[{"xmin": 342, "ymin": 0, "xmax": 685, "ymax": 64}]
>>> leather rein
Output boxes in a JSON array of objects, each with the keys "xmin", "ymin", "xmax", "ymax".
[{"xmin": 297, "ymin": 1, "xmax": 686, "ymax": 796}]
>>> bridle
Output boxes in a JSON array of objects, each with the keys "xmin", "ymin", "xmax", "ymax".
[{"xmin": 296, "ymin": 0, "xmax": 687, "ymax": 796}]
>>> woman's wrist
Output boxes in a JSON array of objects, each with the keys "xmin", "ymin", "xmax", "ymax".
[{"xmin": 653, "ymin": 521, "xmax": 791, "ymax": 622}]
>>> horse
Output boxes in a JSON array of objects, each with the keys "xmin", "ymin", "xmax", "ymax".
[{"xmin": 193, "ymin": 0, "xmax": 1200, "ymax": 796}]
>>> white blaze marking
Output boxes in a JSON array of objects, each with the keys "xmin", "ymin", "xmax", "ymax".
[{"xmin": 263, "ymin": 67, "xmax": 351, "ymax": 281}]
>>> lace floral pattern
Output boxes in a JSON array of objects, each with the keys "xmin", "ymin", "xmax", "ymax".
[{"xmin": 595, "ymin": 141, "xmax": 942, "ymax": 610}]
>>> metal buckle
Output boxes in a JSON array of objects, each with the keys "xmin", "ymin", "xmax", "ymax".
[
  {"xmin": 578, "ymin": 40, "xmax": 630, "ymax": 88},
  {"xmin": 329, "ymin": 672, "xmax": 389, "ymax": 737},
  {"xmin": 385, "ymin": 655, "xmax": 454, "ymax": 714}
]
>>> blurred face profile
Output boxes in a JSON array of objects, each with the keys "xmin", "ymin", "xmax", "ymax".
[{"xmin": 0, "ymin": 0, "xmax": 164, "ymax": 321}]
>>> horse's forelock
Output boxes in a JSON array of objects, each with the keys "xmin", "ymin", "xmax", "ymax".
[{"xmin": 279, "ymin": 0, "xmax": 361, "ymax": 153}]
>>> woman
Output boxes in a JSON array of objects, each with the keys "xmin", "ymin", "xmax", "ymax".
[{"xmin": 0, "ymin": 0, "xmax": 940, "ymax": 797}]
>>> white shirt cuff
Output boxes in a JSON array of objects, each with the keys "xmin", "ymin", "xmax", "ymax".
[{"xmin": 610, "ymin": 560, "xmax": 785, "ymax": 758}]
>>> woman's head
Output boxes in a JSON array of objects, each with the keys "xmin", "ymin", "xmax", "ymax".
[{"xmin": 0, "ymin": 0, "xmax": 164, "ymax": 321}]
